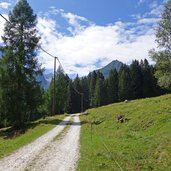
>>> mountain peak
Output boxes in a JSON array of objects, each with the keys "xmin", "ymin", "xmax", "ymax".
[{"xmin": 98, "ymin": 60, "xmax": 123, "ymax": 77}]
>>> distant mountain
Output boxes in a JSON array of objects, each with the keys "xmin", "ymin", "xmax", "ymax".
[
  {"xmin": 97, "ymin": 60, "xmax": 123, "ymax": 77},
  {"xmin": 44, "ymin": 73, "xmax": 53, "ymax": 84},
  {"xmin": 0, "ymin": 51, "xmax": 3, "ymax": 58},
  {"xmin": 37, "ymin": 60, "xmax": 123, "ymax": 89},
  {"xmin": 37, "ymin": 73, "xmax": 53, "ymax": 90}
]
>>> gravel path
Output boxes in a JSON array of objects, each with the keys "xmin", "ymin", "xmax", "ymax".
[{"xmin": 0, "ymin": 115, "xmax": 81, "ymax": 171}]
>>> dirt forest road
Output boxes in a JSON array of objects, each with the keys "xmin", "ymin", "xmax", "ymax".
[{"xmin": 0, "ymin": 114, "xmax": 81, "ymax": 171}]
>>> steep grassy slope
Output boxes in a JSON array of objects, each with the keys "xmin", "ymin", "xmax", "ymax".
[
  {"xmin": 0, "ymin": 115, "xmax": 65, "ymax": 158},
  {"xmin": 78, "ymin": 94, "xmax": 171, "ymax": 171}
]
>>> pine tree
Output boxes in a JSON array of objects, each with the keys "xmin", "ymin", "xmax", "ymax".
[
  {"xmin": 130, "ymin": 60, "xmax": 143, "ymax": 99},
  {"xmin": 66, "ymin": 81, "xmax": 73, "ymax": 113},
  {"xmin": 140, "ymin": 59, "xmax": 154, "ymax": 97},
  {"xmin": 94, "ymin": 72, "xmax": 106, "ymax": 107},
  {"xmin": 80, "ymin": 77, "xmax": 89, "ymax": 110},
  {"xmin": 118, "ymin": 65, "xmax": 131, "ymax": 101},
  {"xmin": 44, "ymin": 67, "xmax": 70, "ymax": 115},
  {"xmin": 0, "ymin": 0, "xmax": 42, "ymax": 128},
  {"xmin": 89, "ymin": 71, "xmax": 97, "ymax": 107},
  {"xmin": 43, "ymin": 81, "xmax": 53, "ymax": 116},
  {"xmin": 106, "ymin": 69, "xmax": 118, "ymax": 104},
  {"xmin": 150, "ymin": 0, "xmax": 171, "ymax": 89},
  {"xmin": 72, "ymin": 75, "xmax": 82, "ymax": 113},
  {"xmin": 55, "ymin": 67, "xmax": 69, "ymax": 114}
]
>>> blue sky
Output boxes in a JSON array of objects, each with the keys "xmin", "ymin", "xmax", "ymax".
[
  {"xmin": 29, "ymin": 0, "xmax": 162, "ymax": 24},
  {"xmin": 0, "ymin": 0, "xmax": 167, "ymax": 76}
]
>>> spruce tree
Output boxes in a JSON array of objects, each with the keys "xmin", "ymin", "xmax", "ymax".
[
  {"xmin": 106, "ymin": 69, "xmax": 118, "ymax": 104},
  {"xmin": 94, "ymin": 72, "xmax": 106, "ymax": 107},
  {"xmin": 0, "ymin": 0, "xmax": 42, "ymax": 128},
  {"xmin": 55, "ymin": 67, "xmax": 69, "ymax": 114},
  {"xmin": 130, "ymin": 60, "xmax": 143, "ymax": 99},
  {"xmin": 80, "ymin": 77, "xmax": 89, "ymax": 110},
  {"xmin": 43, "ymin": 81, "xmax": 53, "ymax": 116},
  {"xmin": 72, "ymin": 75, "xmax": 82, "ymax": 113},
  {"xmin": 66, "ymin": 81, "xmax": 73, "ymax": 113},
  {"xmin": 118, "ymin": 65, "xmax": 131, "ymax": 101},
  {"xmin": 89, "ymin": 71, "xmax": 97, "ymax": 107},
  {"xmin": 140, "ymin": 59, "xmax": 155, "ymax": 97}
]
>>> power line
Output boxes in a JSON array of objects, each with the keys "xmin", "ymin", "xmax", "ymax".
[
  {"xmin": 39, "ymin": 46, "xmax": 56, "ymax": 59},
  {"xmin": 0, "ymin": 14, "xmax": 9, "ymax": 23},
  {"xmin": 0, "ymin": 13, "xmax": 84, "ymax": 113},
  {"xmin": 56, "ymin": 57, "xmax": 65, "ymax": 73},
  {"xmin": 0, "ymin": 13, "xmax": 56, "ymax": 60},
  {"xmin": 57, "ymin": 61, "xmax": 84, "ymax": 112},
  {"xmin": 0, "ymin": 13, "xmax": 58, "ymax": 115},
  {"xmin": 53, "ymin": 51, "xmax": 84, "ymax": 112}
]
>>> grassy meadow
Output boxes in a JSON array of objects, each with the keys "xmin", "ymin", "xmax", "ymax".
[
  {"xmin": 0, "ymin": 114, "xmax": 65, "ymax": 158},
  {"xmin": 78, "ymin": 94, "xmax": 171, "ymax": 171}
]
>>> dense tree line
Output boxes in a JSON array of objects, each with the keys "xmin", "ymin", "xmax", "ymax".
[
  {"xmin": 44, "ymin": 59, "xmax": 166, "ymax": 115},
  {"xmin": 44, "ymin": 0, "xmax": 171, "ymax": 115},
  {"xmin": 0, "ymin": 0, "xmax": 170, "ymax": 129}
]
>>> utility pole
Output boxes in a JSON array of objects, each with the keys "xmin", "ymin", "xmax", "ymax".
[
  {"xmin": 0, "ymin": 14, "xmax": 85, "ymax": 115},
  {"xmin": 53, "ymin": 57, "xmax": 57, "ymax": 115}
]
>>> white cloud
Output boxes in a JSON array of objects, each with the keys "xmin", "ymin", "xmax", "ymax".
[
  {"xmin": 36, "ymin": 15, "xmax": 158, "ymax": 76},
  {"xmin": 131, "ymin": 13, "xmax": 142, "ymax": 20},
  {"xmin": 62, "ymin": 12, "xmax": 88, "ymax": 25},
  {"xmin": 48, "ymin": 7, "xmax": 64, "ymax": 15},
  {"xmin": 138, "ymin": 17, "xmax": 160, "ymax": 24},
  {"xmin": 138, "ymin": 0, "xmax": 146, "ymax": 5},
  {"xmin": 49, "ymin": 6, "xmax": 89, "ymax": 25},
  {"xmin": 149, "ymin": 4, "xmax": 164, "ymax": 16},
  {"xmin": 0, "ymin": 7, "xmax": 161, "ymax": 77},
  {"xmin": 149, "ymin": 1, "xmax": 158, "ymax": 9},
  {"xmin": 134, "ymin": 1, "xmax": 164, "ymax": 19},
  {"xmin": 62, "ymin": 12, "xmax": 91, "ymax": 34},
  {"xmin": 48, "ymin": 7, "xmax": 93, "ymax": 35},
  {"xmin": 0, "ymin": 2, "xmax": 11, "ymax": 9}
]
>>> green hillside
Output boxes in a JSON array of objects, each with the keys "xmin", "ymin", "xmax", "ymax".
[{"xmin": 78, "ymin": 94, "xmax": 171, "ymax": 171}]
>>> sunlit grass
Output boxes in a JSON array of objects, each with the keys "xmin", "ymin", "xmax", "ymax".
[{"xmin": 78, "ymin": 94, "xmax": 171, "ymax": 171}]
